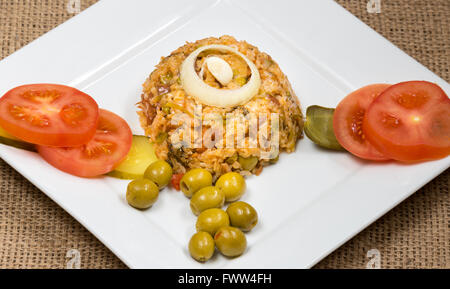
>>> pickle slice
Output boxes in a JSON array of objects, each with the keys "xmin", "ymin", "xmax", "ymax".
[
  {"xmin": 304, "ymin": 105, "xmax": 344, "ymax": 151},
  {"xmin": 107, "ymin": 135, "xmax": 159, "ymax": 179},
  {"xmin": 0, "ymin": 126, "xmax": 36, "ymax": 152}
]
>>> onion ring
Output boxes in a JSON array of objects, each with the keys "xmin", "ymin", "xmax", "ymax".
[{"xmin": 180, "ymin": 44, "xmax": 261, "ymax": 108}]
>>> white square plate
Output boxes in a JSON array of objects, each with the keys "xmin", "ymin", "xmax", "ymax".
[{"xmin": 0, "ymin": 0, "xmax": 448, "ymax": 268}]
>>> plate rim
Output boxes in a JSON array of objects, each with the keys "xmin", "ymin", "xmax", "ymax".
[{"xmin": 0, "ymin": 0, "xmax": 448, "ymax": 269}]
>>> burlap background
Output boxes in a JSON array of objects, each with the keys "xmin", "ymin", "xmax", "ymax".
[{"xmin": 0, "ymin": 0, "xmax": 448, "ymax": 269}]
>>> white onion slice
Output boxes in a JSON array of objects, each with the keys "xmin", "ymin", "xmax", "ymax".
[{"xmin": 180, "ymin": 44, "xmax": 261, "ymax": 108}]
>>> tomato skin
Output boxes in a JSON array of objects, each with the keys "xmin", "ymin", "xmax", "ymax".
[
  {"xmin": 37, "ymin": 109, "xmax": 132, "ymax": 177},
  {"xmin": 363, "ymin": 81, "xmax": 450, "ymax": 162},
  {"xmin": 171, "ymin": 173, "xmax": 184, "ymax": 191},
  {"xmin": 333, "ymin": 84, "xmax": 391, "ymax": 160},
  {"xmin": 0, "ymin": 84, "xmax": 99, "ymax": 147}
]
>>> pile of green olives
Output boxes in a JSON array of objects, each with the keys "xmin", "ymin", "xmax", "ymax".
[
  {"xmin": 126, "ymin": 160, "xmax": 173, "ymax": 210},
  {"xmin": 183, "ymin": 168, "xmax": 258, "ymax": 262},
  {"xmin": 125, "ymin": 162, "xmax": 260, "ymax": 263},
  {"xmin": 187, "ymin": 171, "xmax": 247, "ymax": 215},
  {"xmin": 188, "ymin": 201, "xmax": 258, "ymax": 261}
]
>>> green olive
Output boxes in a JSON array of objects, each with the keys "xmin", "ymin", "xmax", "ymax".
[
  {"xmin": 304, "ymin": 105, "xmax": 344, "ymax": 150},
  {"xmin": 143, "ymin": 160, "xmax": 173, "ymax": 189},
  {"xmin": 180, "ymin": 168, "xmax": 213, "ymax": 198},
  {"xmin": 160, "ymin": 71, "xmax": 173, "ymax": 85},
  {"xmin": 188, "ymin": 232, "xmax": 215, "ymax": 262},
  {"xmin": 215, "ymin": 172, "xmax": 246, "ymax": 202},
  {"xmin": 196, "ymin": 208, "xmax": 230, "ymax": 236},
  {"xmin": 226, "ymin": 202, "xmax": 258, "ymax": 232},
  {"xmin": 126, "ymin": 179, "xmax": 159, "ymax": 209},
  {"xmin": 226, "ymin": 154, "xmax": 238, "ymax": 164},
  {"xmin": 238, "ymin": 156, "xmax": 258, "ymax": 171},
  {"xmin": 190, "ymin": 186, "xmax": 225, "ymax": 216},
  {"xmin": 214, "ymin": 226, "xmax": 247, "ymax": 257}
]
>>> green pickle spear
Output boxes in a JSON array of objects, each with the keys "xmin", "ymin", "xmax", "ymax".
[
  {"xmin": 304, "ymin": 105, "xmax": 344, "ymax": 151},
  {"xmin": 107, "ymin": 135, "xmax": 159, "ymax": 179},
  {"xmin": 0, "ymin": 126, "xmax": 36, "ymax": 152},
  {"xmin": 0, "ymin": 131, "xmax": 161, "ymax": 179}
]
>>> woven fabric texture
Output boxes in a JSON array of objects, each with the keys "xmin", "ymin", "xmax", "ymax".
[{"xmin": 0, "ymin": 0, "xmax": 448, "ymax": 269}]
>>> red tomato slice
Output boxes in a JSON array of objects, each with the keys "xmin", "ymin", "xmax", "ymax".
[
  {"xmin": 363, "ymin": 81, "xmax": 450, "ymax": 162},
  {"xmin": 333, "ymin": 84, "xmax": 391, "ymax": 160},
  {"xmin": 37, "ymin": 109, "xmax": 132, "ymax": 177},
  {"xmin": 0, "ymin": 84, "xmax": 99, "ymax": 147}
]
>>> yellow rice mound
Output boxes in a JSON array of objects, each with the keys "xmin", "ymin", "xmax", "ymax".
[{"xmin": 138, "ymin": 35, "xmax": 303, "ymax": 178}]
